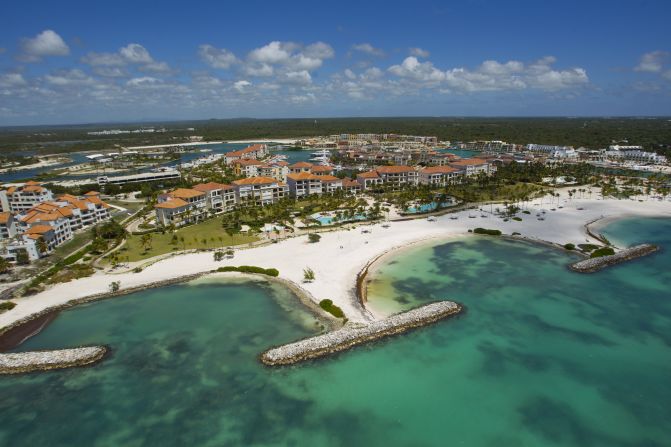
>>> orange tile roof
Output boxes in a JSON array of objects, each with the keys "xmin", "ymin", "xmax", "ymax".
[
  {"xmin": 0, "ymin": 212, "xmax": 12, "ymax": 224},
  {"xmin": 24, "ymin": 181, "xmax": 41, "ymax": 186},
  {"xmin": 84, "ymin": 191, "xmax": 100, "ymax": 196},
  {"xmin": 25, "ymin": 224, "xmax": 53, "ymax": 234},
  {"xmin": 289, "ymin": 162, "xmax": 313, "ymax": 169},
  {"xmin": 342, "ymin": 179, "xmax": 361, "ymax": 187},
  {"xmin": 192, "ymin": 182, "xmax": 232, "ymax": 192},
  {"xmin": 22, "ymin": 185, "xmax": 46, "ymax": 193},
  {"xmin": 232, "ymin": 176, "xmax": 277, "ymax": 186},
  {"xmin": 22, "ymin": 212, "xmax": 62, "ymax": 223},
  {"xmin": 375, "ymin": 165, "xmax": 415, "ymax": 174},
  {"xmin": 421, "ymin": 166, "xmax": 459, "ymax": 174},
  {"xmin": 450, "ymin": 158, "xmax": 488, "ymax": 166},
  {"xmin": 287, "ymin": 172, "xmax": 322, "ymax": 181},
  {"xmin": 310, "ymin": 165, "xmax": 333, "ymax": 172},
  {"xmin": 320, "ymin": 175, "xmax": 341, "ymax": 182},
  {"xmin": 155, "ymin": 198, "xmax": 189, "ymax": 209},
  {"xmin": 168, "ymin": 188, "xmax": 205, "ymax": 199},
  {"xmin": 357, "ymin": 171, "xmax": 380, "ymax": 179}
]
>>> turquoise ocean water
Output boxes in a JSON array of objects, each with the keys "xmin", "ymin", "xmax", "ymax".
[{"xmin": 0, "ymin": 217, "xmax": 669, "ymax": 446}]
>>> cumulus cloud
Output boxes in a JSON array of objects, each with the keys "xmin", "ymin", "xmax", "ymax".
[
  {"xmin": 635, "ymin": 51, "xmax": 668, "ymax": 73},
  {"xmin": 409, "ymin": 47, "xmax": 430, "ymax": 58},
  {"xmin": 20, "ymin": 30, "xmax": 70, "ymax": 62},
  {"xmin": 44, "ymin": 69, "xmax": 96, "ymax": 86},
  {"xmin": 82, "ymin": 43, "xmax": 170, "ymax": 74},
  {"xmin": 0, "ymin": 73, "xmax": 28, "ymax": 88},
  {"xmin": 233, "ymin": 80, "xmax": 251, "ymax": 92},
  {"xmin": 241, "ymin": 41, "xmax": 333, "ymax": 82},
  {"xmin": 198, "ymin": 44, "xmax": 239, "ymax": 69},
  {"xmin": 388, "ymin": 55, "xmax": 588, "ymax": 92},
  {"xmin": 352, "ymin": 43, "xmax": 384, "ymax": 57}
]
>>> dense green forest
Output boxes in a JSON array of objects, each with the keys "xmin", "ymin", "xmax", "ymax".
[{"xmin": 1, "ymin": 117, "xmax": 670, "ymax": 156}]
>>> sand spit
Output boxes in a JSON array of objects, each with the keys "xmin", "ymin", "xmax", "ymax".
[
  {"xmin": 260, "ymin": 301, "xmax": 462, "ymax": 366},
  {"xmin": 569, "ymin": 244, "xmax": 659, "ymax": 273},
  {"xmin": 0, "ymin": 346, "xmax": 107, "ymax": 375}
]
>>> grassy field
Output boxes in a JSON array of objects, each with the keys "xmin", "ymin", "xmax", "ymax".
[{"xmin": 117, "ymin": 217, "xmax": 258, "ymax": 262}]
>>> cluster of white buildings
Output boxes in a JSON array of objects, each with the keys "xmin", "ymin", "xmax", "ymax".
[
  {"xmin": 0, "ymin": 182, "xmax": 110, "ymax": 262},
  {"xmin": 604, "ymin": 145, "xmax": 667, "ymax": 164},
  {"xmin": 87, "ymin": 127, "xmax": 166, "ymax": 136}
]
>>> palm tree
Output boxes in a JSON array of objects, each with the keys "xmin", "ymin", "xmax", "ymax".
[{"xmin": 36, "ymin": 237, "xmax": 49, "ymax": 255}]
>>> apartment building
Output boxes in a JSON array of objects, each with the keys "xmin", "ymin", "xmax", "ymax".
[
  {"xmin": 0, "ymin": 182, "xmax": 55, "ymax": 213},
  {"xmin": 288, "ymin": 162, "xmax": 313, "ymax": 174},
  {"xmin": 224, "ymin": 144, "xmax": 268, "ymax": 164},
  {"xmin": 449, "ymin": 158, "xmax": 497, "ymax": 176},
  {"xmin": 419, "ymin": 166, "xmax": 461, "ymax": 187},
  {"xmin": 232, "ymin": 177, "xmax": 288, "ymax": 207},
  {"xmin": 155, "ymin": 188, "xmax": 208, "ymax": 227},
  {"xmin": 356, "ymin": 171, "xmax": 384, "ymax": 190},
  {"xmin": 233, "ymin": 159, "xmax": 265, "ymax": 177},
  {"xmin": 374, "ymin": 166, "xmax": 419, "ymax": 188},
  {"xmin": 0, "ymin": 212, "xmax": 17, "ymax": 239},
  {"xmin": 286, "ymin": 172, "xmax": 324, "ymax": 198},
  {"xmin": 192, "ymin": 182, "xmax": 237, "ymax": 214}
]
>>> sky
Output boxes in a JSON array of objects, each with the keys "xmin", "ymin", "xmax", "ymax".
[{"xmin": 1, "ymin": 0, "xmax": 670, "ymax": 126}]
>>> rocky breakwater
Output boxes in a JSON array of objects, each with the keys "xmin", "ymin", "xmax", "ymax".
[
  {"xmin": 0, "ymin": 346, "xmax": 107, "ymax": 374},
  {"xmin": 261, "ymin": 301, "xmax": 462, "ymax": 366},
  {"xmin": 569, "ymin": 244, "xmax": 659, "ymax": 273}
]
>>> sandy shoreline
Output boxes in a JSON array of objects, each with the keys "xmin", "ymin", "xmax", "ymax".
[{"xmin": 1, "ymin": 191, "xmax": 670, "ymax": 338}]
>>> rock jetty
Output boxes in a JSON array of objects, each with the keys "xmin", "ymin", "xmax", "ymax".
[
  {"xmin": 569, "ymin": 244, "xmax": 659, "ymax": 273},
  {"xmin": 0, "ymin": 346, "xmax": 107, "ymax": 374},
  {"xmin": 261, "ymin": 301, "xmax": 461, "ymax": 366}
]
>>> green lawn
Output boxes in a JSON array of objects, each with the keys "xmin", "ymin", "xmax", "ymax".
[{"xmin": 118, "ymin": 218, "xmax": 259, "ymax": 262}]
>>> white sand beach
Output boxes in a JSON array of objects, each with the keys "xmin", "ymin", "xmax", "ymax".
[{"xmin": 1, "ymin": 191, "xmax": 670, "ymax": 330}]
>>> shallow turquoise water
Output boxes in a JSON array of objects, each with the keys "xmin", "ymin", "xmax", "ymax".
[{"xmin": 0, "ymin": 218, "xmax": 669, "ymax": 446}]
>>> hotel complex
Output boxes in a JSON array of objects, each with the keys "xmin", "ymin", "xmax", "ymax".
[{"xmin": 0, "ymin": 183, "xmax": 111, "ymax": 261}]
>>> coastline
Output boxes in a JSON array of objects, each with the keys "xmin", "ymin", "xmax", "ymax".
[{"xmin": 1, "ymin": 191, "xmax": 670, "ymax": 349}]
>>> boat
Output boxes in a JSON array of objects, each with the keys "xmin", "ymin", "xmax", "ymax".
[{"xmin": 450, "ymin": 216, "xmax": 458, "ymax": 220}]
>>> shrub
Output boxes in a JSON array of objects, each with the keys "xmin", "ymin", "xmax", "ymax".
[
  {"xmin": 512, "ymin": 232, "xmax": 521, "ymax": 236},
  {"xmin": 308, "ymin": 233, "xmax": 321, "ymax": 243},
  {"xmin": 216, "ymin": 265, "xmax": 279, "ymax": 277},
  {"xmin": 133, "ymin": 267, "xmax": 143, "ymax": 273},
  {"xmin": 512, "ymin": 217, "xmax": 522, "ymax": 221},
  {"xmin": 319, "ymin": 299, "xmax": 345, "ymax": 318},
  {"xmin": 564, "ymin": 243, "xmax": 576, "ymax": 250},
  {"xmin": 578, "ymin": 244, "xmax": 599, "ymax": 252},
  {"xmin": 0, "ymin": 301, "xmax": 16, "ymax": 312},
  {"xmin": 473, "ymin": 228, "xmax": 502, "ymax": 236},
  {"xmin": 590, "ymin": 247, "xmax": 615, "ymax": 258},
  {"xmin": 522, "ymin": 210, "xmax": 531, "ymax": 214}
]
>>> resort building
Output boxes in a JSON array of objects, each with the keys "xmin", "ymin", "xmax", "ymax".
[
  {"xmin": 342, "ymin": 178, "xmax": 363, "ymax": 194},
  {"xmin": 356, "ymin": 171, "xmax": 384, "ymax": 190},
  {"xmin": 192, "ymin": 182, "xmax": 237, "ymax": 214},
  {"xmin": 526, "ymin": 144, "xmax": 577, "ymax": 159},
  {"xmin": 449, "ymin": 158, "xmax": 496, "ymax": 176},
  {"xmin": 419, "ymin": 166, "xmax": 462, "ymax": 187},
  {"xmin": 155, "ymin": 188, "xmax": 208, "ymax": 227},
  {"xmin": 97, "ymin": 169, "xmax": 181, "ymax": 186},
  {"xmin": 233, "ymin": 159, "xmax": 265, "ymax": 177},
  {"xmin": 374, "ymin": 166, "xmax": 419, "ymax": 189},
  {"xmin": 232, "ymin": 177, "xmax": 288, "ymax": 207},
  {"xmin": 286, "ymin": 172, "xmax": 325, "ymax": 198},
  {"xmin": 0, "ymin": 212, "xmax": 17, "ymax": 239},
  {"xmin": 288, "ymin": 162, "xmax": 314, "ymax": 174},
  {"xmin": 224, "ymin": 144, "xmax": 268, "ymax": 164},
  {"xmin": 0, "ymin": 182, "xmax": 55, "ymax": 213},
  {"xmin": 605, "ymin": 145, "xmax": 667, "ymax": 164},
  {"xmin": 310, "ymin": 165, "xmax": 335, "ymax": 176}
]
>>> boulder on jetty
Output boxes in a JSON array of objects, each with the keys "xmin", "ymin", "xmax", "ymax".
[
  {"xmin": 0, "ymin": 346, "xmax": 107, "ymax": 375},
  {"xmin": 261, "ymin": 301, "xmax": 461, "ymax": 366},
  {"xmin": 569, "ymin": 244, "xmax": 659, "ymax": 273}
]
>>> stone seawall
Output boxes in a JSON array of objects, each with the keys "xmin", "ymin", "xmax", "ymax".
[
  {"xmin": 569, "ymin": 244, "xmax": 659, "ymax": 273},
  {"xmin": 261, "ymin": 301, "xmax": 462, "ymax": 366},
  {"xmin": 0, "ymin": 346, "xmax": 107, "ymax": 374}
]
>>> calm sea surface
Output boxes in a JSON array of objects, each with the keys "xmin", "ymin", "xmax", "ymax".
[{"xmin": 0, "ymin": 217, "xmax": 669, "ymax": 446}]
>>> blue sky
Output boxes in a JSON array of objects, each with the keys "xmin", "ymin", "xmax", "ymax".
[{"xmin": 1, "ymin": 0, "xmax": 670, "ymax": 125}]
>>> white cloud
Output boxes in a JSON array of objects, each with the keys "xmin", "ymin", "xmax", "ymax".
[
  {"xmin": 352, "ymin": 43, "xmax": 384, "ymax": 57},
  {"xmin": 126, "ymin": 76, "xmax": 163, "ymax": 88},
  {"xmin": 0, "ymin": 73, "xmax": 27, "ymax": 88},
  {"xmin": 93, "ymin": 67, "xmax": 128, "ymax": 78},
  {"xmin": 635, "ymin": 51, "xmax": 668, "ymax": 73},
  {"xmin": 20, "ymin": 30, "xmax": 70, "ymax": 62},
  {"xmin": 44, "ymin": 69, "xmax": 96, "ymax": 86},
  {"xmin": 249, "ymin": 41, "xmax": 295, "ymax": 64},
  {"xmin": 388, "ymin": 55, "xmax": 588, "ymax": 92},
  {"xmin": 663, "ymin": 70, "xmax": 671, "ymax": 81},
  {"xmin": 81, "ymin": 52, "xmax": 126, "ymax": 66},
  {"xmin": 120, "ymin": 44, "xmax": 154, "ymax": 63},
  {"xmin": 389, "ymin": 57, "xmax": 446, "ymax": 83},
  {"xmin": 409, "ymin": 47, "xmax": 430, "ymax": 58},
  {"xmin": 140, "ymin": 61, "xmax": 172, "ymax": 73},
  {"xmin": 233, "ymin": 80, "xmax": 251, "ymax": 92},
  {"xmin": 280, "ymin": 70, "xmax": 312, "ymax": 85},
  {"xmin": 198, "ymin": 44, "xmax": 239, "ymax": 69},
  {"xmin": 304, "ymin": 42, "xmax": 335, "ymax": 60}
]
